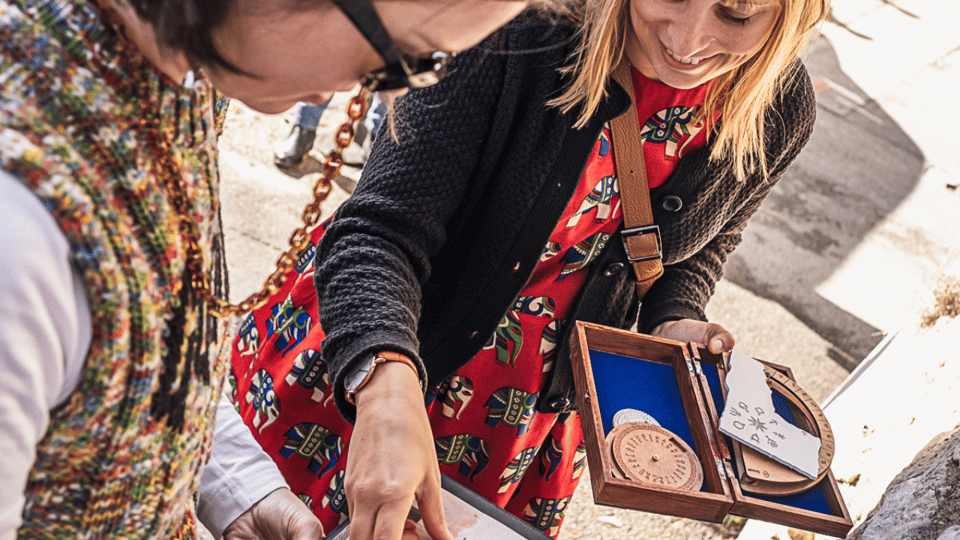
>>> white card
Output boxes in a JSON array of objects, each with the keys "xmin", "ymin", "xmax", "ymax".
[{"xmin": 719, "ymin": 349, "xmax": 821, "ymax": 480}]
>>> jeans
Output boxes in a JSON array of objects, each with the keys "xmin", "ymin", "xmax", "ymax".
[
  {"xmin": 292, "ymin": 100, "xmax": 332, "ymax": 130},
  {"xmin": 364, "ymin": 93, "xmax": 386, "ymax": 140},
  {"xmin": 292, "ymin": 94, "xmax": 385, "ymax": 140}
]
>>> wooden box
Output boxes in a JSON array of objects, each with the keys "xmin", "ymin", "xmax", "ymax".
[{"xmin": 568, "ymin": 321, "xmax": 853, "ymax": 537}]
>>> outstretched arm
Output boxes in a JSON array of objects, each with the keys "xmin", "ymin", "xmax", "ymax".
[{"xmin": 345, "ymin": 361, "xmax": 453, "ymax": 540}]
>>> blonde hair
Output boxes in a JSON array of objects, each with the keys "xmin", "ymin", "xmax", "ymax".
[{"xmin": 551, "ymin": 0, "xmax": 828, "ymax": 181}]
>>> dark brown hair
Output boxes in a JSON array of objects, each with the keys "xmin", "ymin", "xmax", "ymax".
[
  {"xmin": 129, "ymin": 0, "xmax": 563, "ymax": 73},
  {"xmin": 127, "ymin": 0, "xmax": 248, "ymax": 72}
]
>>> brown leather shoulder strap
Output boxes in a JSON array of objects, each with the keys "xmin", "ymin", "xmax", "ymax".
[{"xmin": 609, "ymin": 61, "xmax": 663, "ymax": 300}]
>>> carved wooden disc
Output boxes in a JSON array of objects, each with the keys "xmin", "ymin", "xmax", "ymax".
[
  {"xmin": 605, "ymin": 429, "xmax": 628, "ymax": 479},
  {"xmin": 611, "ymin": 423, "xmax": 703, "ymax": 491},
  {"xmin": 735, "ymin": 366, "xmax": 836, "ymax": 496}
]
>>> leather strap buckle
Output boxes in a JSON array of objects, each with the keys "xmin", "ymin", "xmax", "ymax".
[{"xmin": 621, "ymin": 225, "xmax": 663, "ymax": 263}]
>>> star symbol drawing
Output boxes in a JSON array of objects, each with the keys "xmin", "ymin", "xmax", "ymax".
[{"xmin": 749, "ymin": 416, "xmax": 768, "ymax": 432}]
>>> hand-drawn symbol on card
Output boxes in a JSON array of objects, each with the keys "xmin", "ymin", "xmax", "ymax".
[
  {"xmin": 607, "ymin": 423, "xmax": 703, "ymax": 491},
  {"xmin": 749, "ymin": 417, "xmax": 767, "ymax": 432},
  {"xmin": 727, "ymin": 362, "xmax": 836, "ymax": 496}
]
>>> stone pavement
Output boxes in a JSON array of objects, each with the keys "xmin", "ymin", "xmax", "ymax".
[
  {"xmin": 215, "ymin": 0, "xmax": 960, "ymax": 538},
  {"xmin": 734, "ymin": 0, "xmax": 960, "ymax": 537}
]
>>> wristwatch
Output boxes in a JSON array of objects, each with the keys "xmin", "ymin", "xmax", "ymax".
[{"xmin": 344, "ymin": 351, "xmax": 421, "ymax": 404}]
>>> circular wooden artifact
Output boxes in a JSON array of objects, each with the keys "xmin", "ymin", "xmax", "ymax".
[
  {"xmin": 605, "ymin": 428, "xmax": 629, "ymax": 480},
  {"xmin": 610, "ymin": 423, "xmax": 703, "ymax": 491},
  {"xmin": 734, "ymin": 366, "xmax": 835, "ymax": 496}
]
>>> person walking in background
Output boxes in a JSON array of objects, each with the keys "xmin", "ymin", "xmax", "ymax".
[
  {"xmin": 275, "ymin": 100, "xmax": 335, "ymax": 167},
  {"xmin": 274, "ymin": 93, "xmax": 387, "ymax": 168},
  {"xmin": 229, "ymin": 0, "xmax": 828, "ymax": 538},
  {"xmin": 0, "ymin": 0, "xmax": 529, "ymax": 538}
]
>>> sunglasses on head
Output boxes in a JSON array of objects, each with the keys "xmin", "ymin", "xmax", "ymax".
[{"xmin": 332, "ymin": 0, "xmax": 454, "ymax": 91}]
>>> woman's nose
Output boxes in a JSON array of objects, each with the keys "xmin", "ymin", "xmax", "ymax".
[{"xmin": 666, "ymin": 7, "xmax": 713, "ymax": 57}]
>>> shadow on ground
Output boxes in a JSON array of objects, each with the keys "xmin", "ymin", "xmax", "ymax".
[{"xmin": 723, "ymin": 35, "xmax": 925, "ymax": 371}]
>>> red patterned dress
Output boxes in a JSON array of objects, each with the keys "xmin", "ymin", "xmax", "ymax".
[{"xmin": 230, "ymin": 68, "xmax": 714, "ymax": 538}]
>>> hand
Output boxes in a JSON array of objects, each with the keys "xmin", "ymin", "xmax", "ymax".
[
  {"xmin": 347, "ymin": 362, "xmax": 453, "ymax": 540},
  {"xmin": 402, "ymin": 518, "xmax": 422, "ymax": 540},
  {"xmin": 650, "ymin": 319, "xmax": 735, "ymax": 354},
  {"xmin": 222, "ymin": 487, "xmax": 324, "ymax": 540}
]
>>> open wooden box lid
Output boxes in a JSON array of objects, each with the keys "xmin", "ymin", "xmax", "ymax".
[{"xmin": 568, "ymin": 321, "xmax": 853, "ymax": 537}]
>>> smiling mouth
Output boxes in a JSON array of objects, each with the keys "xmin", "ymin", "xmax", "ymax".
[
  {"xmin": 667, "ymin": 48, "xmax": 702, "ymax": 65},
  {"xmin": 658, "ymin": 39, "xmax": 719, "ymax": 69}
]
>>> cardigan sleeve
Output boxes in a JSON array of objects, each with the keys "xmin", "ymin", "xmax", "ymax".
[
  {"xmin": 314, "ymin": 28, "xmax": 516, "ymax": 422},
  {"xmin": 638, "ymin": 62, "xmax": 818, "ymax": 333}
]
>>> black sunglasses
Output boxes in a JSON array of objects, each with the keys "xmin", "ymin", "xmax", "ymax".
[{"xmin": 332, "ymin": 0, "xmax": 454, "ymax": 91}]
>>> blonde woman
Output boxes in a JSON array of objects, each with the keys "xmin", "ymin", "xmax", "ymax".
[{"xmin": 230, "ymin": 0, "xmax": 827, "ymax": 538}]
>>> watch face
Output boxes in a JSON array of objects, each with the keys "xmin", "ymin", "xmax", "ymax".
[{"xmin": 345, "ymin": 356, "xmax": 376, "ymax": 393}]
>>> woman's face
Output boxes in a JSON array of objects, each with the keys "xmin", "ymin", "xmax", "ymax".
[
  {"xmin": 626, "ymin": 0, "xmax": 780, "ymax": 89},
  {"xmin": 206, "ymin": 0, "xmax": 528, "ymax": 113}
]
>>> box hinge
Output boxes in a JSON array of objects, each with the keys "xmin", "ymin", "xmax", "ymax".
[
  {"xmin": 724, "ymin": 459, "xmax": 736, "ymax": 481},
  {"xmin": 685, "ymin": 355, "xmax": 696, "ymax": 375},
  {"xmin": 716, "ymin": 458, "xmax": 727, "ymax": 480}
]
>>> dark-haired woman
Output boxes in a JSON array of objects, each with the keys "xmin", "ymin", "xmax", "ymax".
[{"xmin": 0, "ymin": 0, "xmax": 528, "ymax": 537}]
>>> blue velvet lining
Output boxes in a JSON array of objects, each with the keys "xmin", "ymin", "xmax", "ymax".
[
  {"xmin": 590, "ymin": 350, "xmax": 707, "ymax": 492},
  {"xmin": 700, "ymin": 362, "xmax": 835, "ymax": 515}
]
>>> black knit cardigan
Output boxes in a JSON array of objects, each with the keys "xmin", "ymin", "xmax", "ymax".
[{"xmin": 314, "ymin": 10, "xmax": 817, "ymax": 421}]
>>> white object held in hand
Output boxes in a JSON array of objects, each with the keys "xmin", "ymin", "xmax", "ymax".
[{"xmin": 719, "ymin": 349, "xmax": 821, "ymax": 480}]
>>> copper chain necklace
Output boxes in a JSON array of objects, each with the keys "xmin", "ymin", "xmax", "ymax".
[
  {"xmin": 188, "ymin": 91, "xmax": 369, "ymax": 318},
  {"xmin": 90, "ymin": 0, "xmax": 369, "ymax": 319}
]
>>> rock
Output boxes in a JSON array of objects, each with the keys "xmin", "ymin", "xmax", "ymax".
[
  {"xmin": 848, "ymin": 427, "xmax": 960, "ymax": 540},
  {"xmin": 597, "ymin": 516, "xmax": 623, "ymax": 528},
  {"xmin": 938, "ymin": 525, "xmax": 960, "ymax": 540}
]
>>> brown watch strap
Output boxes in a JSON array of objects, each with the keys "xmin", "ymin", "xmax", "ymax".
[
  {"xmin": 346, "ymin": 351, "xmax": 420, "ymax": 405},
  {"xmin": 609, "ymin": 61, "xmax": 664, "ymax": 301}
]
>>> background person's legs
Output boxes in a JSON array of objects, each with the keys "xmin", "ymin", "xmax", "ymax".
[{"xmin": 274, "ymin": 100, "xmax": 330, "ymax": 168}]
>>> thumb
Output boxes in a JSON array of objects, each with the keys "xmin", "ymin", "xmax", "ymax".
[
  {"xmin": 418, "ymin": 476, "xmax": 454, "ymax": 540},
  {"xmin": 289, "ymin": 518, "xmax": 325, "ymax": 540},
  {"xmin": 705, "ymin": 325, "xmax": 735, "ymax": 354}
]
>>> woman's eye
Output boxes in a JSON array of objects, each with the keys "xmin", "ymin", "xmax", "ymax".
[{"xmin": 721, "ymin": 10, "xmax": 754, "ymax": 25}]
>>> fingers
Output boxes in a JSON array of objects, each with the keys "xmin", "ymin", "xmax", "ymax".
[
  {"xmin": 350, "ymin": 496, "xmax": 416, "ymax": 540},
  {"xmin": 290, "ymin": 519, "xmax": 325, "ymax": 540},
  {"xmin": 703, "ymin": 323, "xmax": 735, "ymax": 353},
  {"xmin": 417, "ymin": 471, "xmax": 454, "ymax": 540},
  {"xmin": 345, "ymin": 362, "xmax": 445, "ymax": 540},
  {"xmin": 649, "ymin": 319, "xmax": 736, "ymax": 353},
  {"xmin": 345, "ymin": 497, "xmax": 374, "ymax": 540},
  {"xmin": 649, "ymin": 320, "xmax": 676, "ymax": 338},
  {"xmin": 223, "ymin": 487, "xmax": 325, "ymax": 540},
  {"xmin": 372, "ymin": 496, "xmax": 416, "ymax": 540},
  {"xmin": 401, "ymin": 520, "xmax": 420, "ymax": 540}
]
